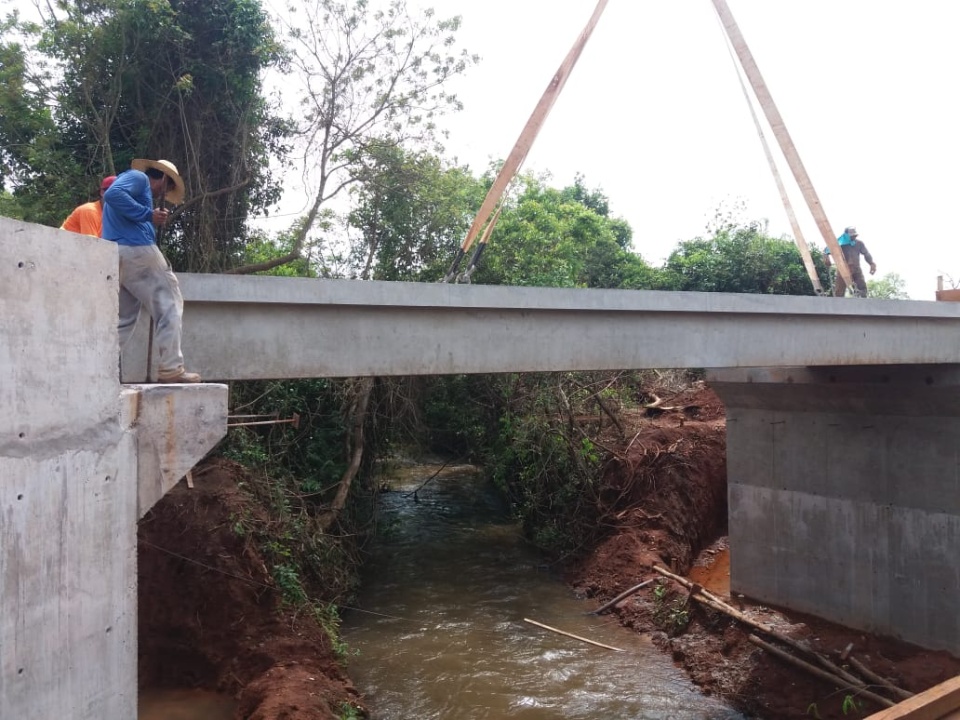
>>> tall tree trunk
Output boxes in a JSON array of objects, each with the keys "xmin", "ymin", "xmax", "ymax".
[{"xmin": 319, "ymin": 377, "xmax": 375, "ymax": 532}]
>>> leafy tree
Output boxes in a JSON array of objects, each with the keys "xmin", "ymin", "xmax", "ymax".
[
  {"xmin": 867, "ymin": 272, "xmax": 910, "ymax": 300},
  {"xmin": 1, "ymin": 0, "xmax": 286, "ymax": 270},
  {"xmin": 470, "ymin": 173, "xmax": 655, "ymax": 289},
  {"xmin": 240, "ymin": 0, "xmax": 476, "ymax": 275},
  {"xmin": 346, "ymin": 143, "xmax": 484, "ymax": 281},
  {"xmin": 657, "ymin": 220, "xmax": 823, "ymax": 295},
  {"xmin": 0, "ymin": 14, "xmax": 85, "ymax": 225}
]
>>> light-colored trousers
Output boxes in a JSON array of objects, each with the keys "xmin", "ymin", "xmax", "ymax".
[{"xmin": 117, "ymin": 244, "xmax": 185, "ymax": 376}]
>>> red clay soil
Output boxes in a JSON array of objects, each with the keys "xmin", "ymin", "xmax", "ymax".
[
  {"xmin": 138, "ymin": 459, "xmax": 363, "ymax": 720},
  {"xmin": 566, "ymin": 382, "xmax": 960, "ymax": 720}
]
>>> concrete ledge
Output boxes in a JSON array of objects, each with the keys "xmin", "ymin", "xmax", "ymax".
[{"xmin": 122, "ymin": 384, "xmax": 228, "ymax": 518}]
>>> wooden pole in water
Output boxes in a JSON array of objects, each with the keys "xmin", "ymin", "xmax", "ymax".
[{"xmin": 523, "ymin": 618, "xmax": 624, "ymax": 652}]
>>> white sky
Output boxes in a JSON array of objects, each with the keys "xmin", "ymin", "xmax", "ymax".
[{"xmin": 408, "ymin": 0, "xmax": 960, "ymax": 299}]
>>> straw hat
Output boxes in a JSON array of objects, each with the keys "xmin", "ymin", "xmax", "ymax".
[{"xmin": 131, "ymin": 158, "xmax": 185, "ymax": 205}]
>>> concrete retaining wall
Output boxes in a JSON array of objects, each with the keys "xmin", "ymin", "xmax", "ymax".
[
  {"xmin": 710, "ymin": 366, "xmax": 960, "ymax": 653},
  {"xmin": 1, "ymin": 218, "xmax": 227, "ymax": 718},
  {"xmin": 1, "ymin": 221, "xmax": 137, "ymax": 718}
]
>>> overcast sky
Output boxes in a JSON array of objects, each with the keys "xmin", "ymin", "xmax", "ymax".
[{"xmin": 409, "ymin": 0, "xmax": 960, "ymax": 299}]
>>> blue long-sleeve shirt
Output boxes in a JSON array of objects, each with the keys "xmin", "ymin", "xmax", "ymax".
[{"xmin": 101, "ymin": 169, "xmax": 156, "ymax": 246}]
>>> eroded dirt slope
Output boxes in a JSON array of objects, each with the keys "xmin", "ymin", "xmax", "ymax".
[{"xmin": 138, "ymin": 459, "xmax": 362, "ymax": 720}]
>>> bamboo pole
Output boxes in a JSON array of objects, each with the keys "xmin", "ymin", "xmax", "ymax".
[
  {"xmin": 589, "ymin": 579, "xmax": 656, "ymax": 615},
  {"xmin": 523, "ymin": 618, "xmax": 623, "ymax": 652},
  {"xmin": 445, "ymin": 0, "xmax": 610, "ymax": 281},
  {"xmin": 849, "ymin": 655, "xmax": 915, "ymax": 701},
  {"xmin": 749, "ymin": 635, "xmax": 895, "ymax": 708},
  {"xmin": 714, "ymin": 13, "xmax": 823, "ymax": 294},
  {"xmin": 652, "ymin": 565, "xmax": 877, "ymax": 692}
]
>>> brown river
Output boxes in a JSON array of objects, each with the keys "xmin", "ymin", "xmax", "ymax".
[{"xmin": 340, "ymin": 461, "xmax": 744, "ymax": 720}]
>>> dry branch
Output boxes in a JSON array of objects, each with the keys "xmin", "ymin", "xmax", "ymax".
[
  {"xmin": 652, "ymin": 565, "xmax": 903, "ymax": 701},
  {"xmin": 589, "ymin": 579, "xmax": 656, "ymax": 615},
  {"xmin": 748, "ymin": 635, "xmax": 894, "ymax": 708},
  {"xmin": 850, "ymin": 655, "xmax": 915, "ymax": 701}
]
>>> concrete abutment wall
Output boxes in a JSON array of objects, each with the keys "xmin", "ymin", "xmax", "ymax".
[
  {"xmin": 1, "ymin": 219, "xmax": 226, "ymax": 718},
  {"xmin": 709, "ymin": 366, "xmax": 960, "ymax": 654}
]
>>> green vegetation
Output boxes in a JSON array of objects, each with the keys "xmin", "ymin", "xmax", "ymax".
[
  {"xmin": 867, "ymin": 272, "xmax": 910, "ymax": 299},
  {"xmin": 841, "ymin": 693, "xmax": 865, "ymax": 715},
  {"xmin": 338, "ymin": 701, "xmax": 364, "ymax": 720},
  {"xmin": 651, "ymin": 580, "xmax": 692, "ymax": 635},
  {"xmin": 657, "ymin": 218, "xmax": 826, "ymax": 295}
]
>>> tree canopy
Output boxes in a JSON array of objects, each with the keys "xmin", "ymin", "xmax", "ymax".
[
  {"xmin": 867, "ymin": 272, "xmax": 910, "ymax": 300},
  {"xmin": 657, "ymin": 220, "xmax": 824, "ymax": 295},
  {"xmin": 1, "ymin": 0, "xmax": 285, "ymax": 269}
]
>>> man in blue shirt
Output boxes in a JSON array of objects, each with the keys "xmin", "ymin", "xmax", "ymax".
[
  {"xmin": 824, "ymin": 226, "xmax": 877, "ymax": 297},
  {"xmin": 102, "ymin": 158, "xmax": 200, "ymax": 383}
]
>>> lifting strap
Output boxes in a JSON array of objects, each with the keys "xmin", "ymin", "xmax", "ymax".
[
  {"xmin": 710, "ymin": 0, "xmax": 857, "ymax": 295},
  {"xmin": 443, "ymin": 0, "xmax": 611, "ymax": 282},
  {"xmin": 715, "ymin": 13, "xmax": 824, "ymax": 295}
]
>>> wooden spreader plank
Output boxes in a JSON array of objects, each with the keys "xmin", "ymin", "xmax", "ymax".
[{"xmin": 864, "ymin": 675, "xmax": 960, "ymax": 720}]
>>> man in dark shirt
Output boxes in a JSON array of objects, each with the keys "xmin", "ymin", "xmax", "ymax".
[{"xmin": 824, "ymin": 226, "xmax": 876, "ymax": 297}]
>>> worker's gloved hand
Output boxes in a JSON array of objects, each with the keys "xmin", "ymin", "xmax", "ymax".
[{"xmin": 869, "ymin": 263, "xmax": 877, "ymax": 275}]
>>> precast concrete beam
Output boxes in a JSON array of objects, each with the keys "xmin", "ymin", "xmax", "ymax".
[
  {"xmin": 122, "ymin": 384, "xmax": 228, "ymax": 518},
  {"xmin": 709, "ymin": 365, "xmax": 960, "ymax": 654},
  {"xmin": 117, "ymin": 273, "xmax": 960, "ymax": 382}
]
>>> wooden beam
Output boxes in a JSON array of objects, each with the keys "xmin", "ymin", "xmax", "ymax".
[
  {"xmin": 714, "ymin": 14, "xmax": 823, "ymax": 295},
  {"xmin": 864, "ymin": 675, "xmax": 960, "ymax": 720},
  {"xmin": 710, "ymin": 0, "xmax": 856, "ymax": 294},
  {"xmin": 456, "ymin": 0, "xmax": 610, "ymax": 256}
]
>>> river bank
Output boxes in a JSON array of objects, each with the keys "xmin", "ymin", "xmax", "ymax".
[
  {"xmin": 564, "ymin": 383, "xmax": 960, "ymax": 720},
  {"xmin": 138, "ymin": 459, "xmax": 363, "ymax": 719}
]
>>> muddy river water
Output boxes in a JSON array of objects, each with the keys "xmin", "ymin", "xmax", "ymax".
[{"xmin": 341, "ymin": 462, "xmax": 744, "ymax": 720}]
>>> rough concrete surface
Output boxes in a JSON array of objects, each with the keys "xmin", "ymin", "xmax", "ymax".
[
  {"xmin": 711, "ymin": 366, "xmax": 960, "ymax": 654},
  {"xmin": 120, "ymin": 272, "xmax": 960, "ymax": 382},
  {"xmin": 1, "ymin": 218, "xmax": 228, "ymax": 719}
]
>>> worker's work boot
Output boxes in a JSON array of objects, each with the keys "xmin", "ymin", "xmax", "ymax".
[{"xmin": 157, "ymin": 368, "xmax": 202, "ymax": 384}]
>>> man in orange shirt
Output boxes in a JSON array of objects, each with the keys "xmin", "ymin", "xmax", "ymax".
[{"xmin": 60, "ymin": 175, "xmax": 117, "ymax": 237}]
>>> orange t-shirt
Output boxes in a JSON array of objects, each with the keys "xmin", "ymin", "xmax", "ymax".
[{"xmin": 60, "ymin": 201, "xmax": 104, "ymax": 237}]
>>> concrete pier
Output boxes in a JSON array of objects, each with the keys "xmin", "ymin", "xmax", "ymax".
[
  {"xmin": 709, "ymin": 366, "xmax": 960, "ymax": 654},
  {"xmin": 1, "ymin": 220, "xmax": 226, "ymax": 719}
]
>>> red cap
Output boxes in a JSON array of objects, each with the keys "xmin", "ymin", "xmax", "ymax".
[{"xmin": 100, "ymin": 175, "xmax": 117, "ymax": 192}]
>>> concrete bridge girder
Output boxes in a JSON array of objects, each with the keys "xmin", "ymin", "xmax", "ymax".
[{"xmin": 121, "ymin": 272, "xmax": 960, "ymax": 383}]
